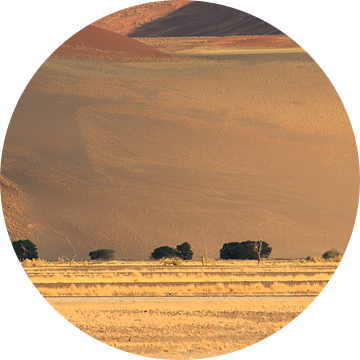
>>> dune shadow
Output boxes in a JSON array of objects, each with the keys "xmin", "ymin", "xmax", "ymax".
[{"xmin": 129, "ymin": 2, "xmax": 283, "ymax": 37}]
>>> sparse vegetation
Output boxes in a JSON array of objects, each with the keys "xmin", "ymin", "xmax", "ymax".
[
  {"xmin": 160, "ymin": 257, "xmax": 183, "ymax": 266},
  {"xmin": 201, "ymin": 256, "xmax": 217, "ymax": 266},
  {"xmin": 49, "ymin": 296, "xmax": 313, "ymax": 357},
  {"xmin": 22, "ymin": 258, "xmax": 338, "ymax": 358},
  {"xmin": 21, "ymin": 258, "xmax": 49, "ymax": 267},
  {"xmin": 24, "ymin": 259, "xmax": 336, "ymax": 297}
]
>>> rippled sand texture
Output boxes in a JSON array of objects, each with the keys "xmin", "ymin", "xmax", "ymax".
[{"xmin": 2, "ymin": 50, "xmax": 358, "ymax": 259}]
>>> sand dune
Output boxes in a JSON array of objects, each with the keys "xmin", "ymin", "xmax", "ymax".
[
  {"xmin": 138, "ymin": 35, "xmax": 300, "ymax": 55},
  {"xmin": 93, "ymin": 1, "xmax": 282, "ymax": 37},
  {"xmin": 2, "ymin": 47, "xmax": 358, "ymax": 260},
  {"xmin": 64, "ymin": 25, "xmax": 164, "ymax": 53},
  {"xmin": 52, "ymin": 25, "xmax": 178, "ymax": 61}
]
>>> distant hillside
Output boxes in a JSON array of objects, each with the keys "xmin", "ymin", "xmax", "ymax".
[{"xmin": 93, "ymin": 1, "xmax": 283, "ymax": 37}]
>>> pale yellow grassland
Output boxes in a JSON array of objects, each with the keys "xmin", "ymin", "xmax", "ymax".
[
  {"xmin": 29, "ymin": 272, "xmax": 332, "ymax": 283},
  {"xmin": 23, "ymin": 260, "xmax": 335, "ymax": 297},
  {"xmin": 37, "ymin": 280, "xmax": 326, "ymax": 297},
  {"xmin": 22, "ymin": 259, "xmax": 340, "ymax": 268},
  {"xmin": 49, "ymin": 298, "xmax": 312, "ymax": 359}
]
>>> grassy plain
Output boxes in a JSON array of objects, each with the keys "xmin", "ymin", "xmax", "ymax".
[
  {"xmin": 49, "ymin": 296, "xmax": 312, "ymax": 359},
  {"xmin": 24, "ymin": 259, "xmax": 335, "ymax": 296},
  {"xmin": 24, "ymin": 259, "xmax": 338, "ymax": 359}
]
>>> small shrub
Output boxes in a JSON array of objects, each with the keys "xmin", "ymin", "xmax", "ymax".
[
  {"xmin": 306, "ymin": 256, "xmax": 325, "ymax": 263},
  {"xmin": 160, "ymin": 257, "xmax": 173, "ymax": 266},
  {"xmin": 172, "ymin": 259, "xmax": 183, "ymax": 266},
  {"xmin": 333, "ymin": 254, "xmax": 342, "ymax": 262},
  {"xmin": 21, "ymin": 259, "xmax": 32, "ymax": 267},
  {"xmin": 201, "ymin": 256, "xmax": 216, "ymax": 265},
  {"xmin": 21, "ymin": 258, "xmax": 48, "ymax": 267},
  {"xmin": 89, "ymin": 249, "xmax": 115, "ymax": 260},
  {"xmin": 322, "ymin": 248, "xmax": 342, "ymax": 260},
  {"xmin": 160, "ymin": 258, "xmax": 182, "ymax": 266}
]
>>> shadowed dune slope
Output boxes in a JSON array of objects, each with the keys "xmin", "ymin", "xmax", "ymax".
[
  {"xmin": 52, "ymin": 25, "xmax": 178, "ymax": 61},
  {"xmin": 93, "ymin": 1, "xmax": 283, "ymax": 37},
  {"xmin": 2, "ymin": 54, "xmax": 358, "ymax": 260}
]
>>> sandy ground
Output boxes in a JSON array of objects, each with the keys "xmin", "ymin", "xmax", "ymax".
[
  {"xmin": 51, "ymin": 25, "xmax": 181, "ymax": 62},
  {"xmin": 48, "ymin": 295, "xmax": 313, "ymax": 359}
]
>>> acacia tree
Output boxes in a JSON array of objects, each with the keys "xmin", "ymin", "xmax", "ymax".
[
  {"xmin": 89, "ymin": 249, "xmax": 115, "ymax": 260},
  {"xmin": 220, "ymin": 240, "xmax": 272, "ymax": 260},
  {"xmin": 176, "ymin": 242, "xmax": 193, "ymax": 260},
  {"xmin": 150, "ymin": 246, "xmax": 180, "ymax": 260},
  {"xmin": 12, "ymin": 240, "xmax": 38, "ymax": 262},
  {"xmin": 322, "ymin": 248, "xmax": 342, "ymax": 259}
]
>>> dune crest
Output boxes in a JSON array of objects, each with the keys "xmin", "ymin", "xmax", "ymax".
[
  {"xmin": 93, "ymin": 1, "xmax": 282, "ymax": 37},
  {"xmin": 52, "ymin": 25, "xmax": 178, "ymax": 61}
]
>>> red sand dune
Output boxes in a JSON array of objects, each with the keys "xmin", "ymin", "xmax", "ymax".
[
  {"xmin": 93, "ymin": 1, "xmax": 191, "ymax": 35},
  {"xmin": 93, "ymin": 1, "xmax": 282, "ymax": 37},
  {"xmin": 52, "ymin": 25, "xmax": 177, "ymax": 61},
  {"xmin": 64, "ymin": 25, "xmax": 163, "ymax": 53}
]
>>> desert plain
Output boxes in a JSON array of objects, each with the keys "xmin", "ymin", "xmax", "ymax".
[{"xmin": 22, "ymin": 257, "xmax": 337, "ymax": 359}]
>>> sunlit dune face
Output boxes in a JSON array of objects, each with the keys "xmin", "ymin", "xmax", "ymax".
[{"xmin": 1, "ymin": 2, "xmax": 358, "ymax": 268}]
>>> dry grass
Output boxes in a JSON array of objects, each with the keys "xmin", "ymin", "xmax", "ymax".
[
  {"xmin": 29, "ymin": 271, "xmax": 332, "ymax": 283},
  {"xmin": 23, "ymin": 261, "xmax": 329, "ymax": 358},
  {"xmin": 23, "ymin": 259, "xmax": 335, "ymax": 297},
  {"xmin": 37, "ymin": 280, "xmax": 326, "ymax": 297},
  {"xmin": 49, "ymin": 297, "xmax": 313, "ymax": 358}
]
